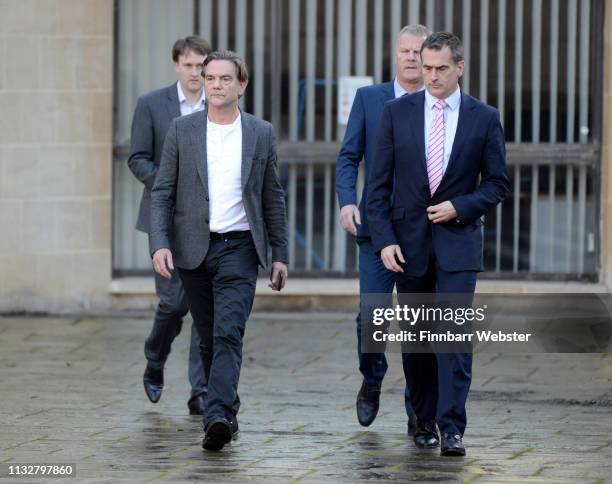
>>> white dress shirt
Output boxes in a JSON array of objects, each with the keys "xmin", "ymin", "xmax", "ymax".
[
  {"xmin": 206, "ymin": 114, "xmax": 249, "ymax": 233},
  {"xmin": 177, "ymin": 81, "xmax": 206, "ymax": 116},
  {"xmin": 424, "ymin": 86, "xmax": 461, "ymax": 173},
  {"xmin": 393, "ymin": 78, "xmax": 425, "ymax": 98}
]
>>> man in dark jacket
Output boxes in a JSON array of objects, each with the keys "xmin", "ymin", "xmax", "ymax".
[
  {"xmin": 127, "ymin": 36, "xmax": 211, "ymax": 415},
  {"xmin": 151, "ymin": 51, "xmax": 288, "ymax": 451}
]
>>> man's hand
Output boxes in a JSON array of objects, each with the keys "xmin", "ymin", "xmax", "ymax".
[
  {"xmin": 269, "ymin": 261, "xmax": 288, "ymax": 291},
  {"xmin": 427, "ymin": 201, "xmax": 458, "ymax": 223},
  {"xmin": 380, "ymin": 245, "xmax": 405, "ymax": 273},
  {"xmin": 152, "ymin": 248, "xmax": 174, "ymax": 279},
  {"xmin": 340, "ymin": 204, "xmax": 361, "ymax": 236}
]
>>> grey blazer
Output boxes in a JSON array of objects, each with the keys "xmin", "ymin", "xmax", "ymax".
[
  {"xmin": 150, "ymin": 108, "xmax": 289, "ymax": 270},
  {"xmin": 127, "ymin": 83, "xmax": 180, "ymax": 233}
]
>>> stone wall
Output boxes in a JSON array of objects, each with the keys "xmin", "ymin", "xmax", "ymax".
[
  {"xmin": 0, "ymin": 0, "xmax": 114, "ymax": 312},
  {"xmin": 601, "ymin": 2, "xmax": 612, "ymax": 289}
]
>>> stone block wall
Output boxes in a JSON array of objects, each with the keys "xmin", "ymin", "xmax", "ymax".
[{"xmin": 0, "ymin": 0, "xmax": 114, "ymax": 312}]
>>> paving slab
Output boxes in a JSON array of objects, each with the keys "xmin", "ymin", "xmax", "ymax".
[{"xmin": 0, "ymin": 314, "xmax": 610, "ymax": 483}]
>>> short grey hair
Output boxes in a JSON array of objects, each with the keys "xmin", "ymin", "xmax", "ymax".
[
  {"xmin": 397, "ymin": 24, "xmax": 432, "ymax": 42},
  {"xmin": 421, "ymin": 32, "xmax": 464, "ymax": 63},
  {"xmin": 202, "ymin": 50, "xmax": 249, "ymax": 83}
]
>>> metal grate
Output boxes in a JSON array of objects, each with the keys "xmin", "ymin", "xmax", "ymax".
[{"xmin": 112, "ymin": 0, "xmax": 604, "ymax": 279}]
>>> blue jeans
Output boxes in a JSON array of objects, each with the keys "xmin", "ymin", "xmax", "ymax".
[{"xmin": 357, "ymin": 237, "xmax": 414, "ymax": 416}]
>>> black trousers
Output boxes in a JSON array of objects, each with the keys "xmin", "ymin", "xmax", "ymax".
[
  {"xmin": 395, "ymin": 253, "xmax": 477, "ymax": 437},
  {"xmin": 144, "ymin": 267, "xmax": 205, "ymax": 400},
  {"xmin": 178, "ymin": 232, "xmax": 258, "ymax": 426}
]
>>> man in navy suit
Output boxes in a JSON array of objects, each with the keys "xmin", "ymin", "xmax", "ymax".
[
  {"xmin": 336, "ymin": 24, "xmax": 430, "ymax": 432},
  {"xmin": 367, "ymin": 32, "xmax": 510, "ymax": 456}
]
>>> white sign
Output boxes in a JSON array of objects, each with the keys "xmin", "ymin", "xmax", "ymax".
[{"xmin": 337, "ymin": 76, "xmax": 374, "ymax": 125}]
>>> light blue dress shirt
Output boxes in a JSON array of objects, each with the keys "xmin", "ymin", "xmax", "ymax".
[
  {"xmin": 393, "ymin": 78, "xmax": 425, "ymax": 98},
  {"xmin": 177, "ymin": 81, "xmax": 206, "ymax": 116}
]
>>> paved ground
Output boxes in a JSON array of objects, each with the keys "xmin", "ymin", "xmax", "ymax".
[{"xmin": 0, "ymin": 313, "xmax": 611, "ymax": 483}]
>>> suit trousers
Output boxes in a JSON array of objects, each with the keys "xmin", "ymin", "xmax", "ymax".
[
  {"xmin": 357, "ymin": 237, "xmax": 414, "ymax": 416},
  {"xmin": 395, "ymin": 253, "xmax": 477, "ymax": 437},
  {"xmin": 144, "ymin": 268, "xmax": 206, "ymax": 399},
  {"xmin": 178, "ymin": 232, "xmax": 258, "ymax": 426}
]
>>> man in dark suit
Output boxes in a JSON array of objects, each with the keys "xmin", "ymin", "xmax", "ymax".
[
  {"xmin": 128, "ymin": 36, "xmax": 212, "ymax": 415},
  {"xmin": 336, "ymin": 24, "xmax": 430, "ymax": 433},
  {"xmin": 367, "ymin": 32, "xmax": 510, "ymax": 456},
  {"xmin": 150, "ymin": 50, "xmax": 288, "ymax": 452}
]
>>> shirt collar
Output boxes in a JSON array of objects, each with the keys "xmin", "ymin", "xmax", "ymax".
[
  {"xmin": 393, "ymin": 78, "xmax": 425, "ymax": 98},
  {"xmin": 176, "ymin": 80, "xmax": 206, "ymax": 106},
  {"xmin": 425, "ymin": 86, "xmax": 461, "ymax": 111}
]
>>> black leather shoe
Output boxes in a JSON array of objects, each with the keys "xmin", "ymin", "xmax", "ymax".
[
  {"xmin": 143, "ymin": 365, "xmax": 163, "ymax": 403},
  {"xmin": 202, "ymin": 418, "xmax": 232, "ymax": 451},
  {"xmin": 413, "ymin": 419, "xmax": 440, "ymax": 449},
  {"xmin": 187, "ymin": 395, "xmax": 205, "ymax": 415},
  {"xmin": 407, "ymin": 413, "xmax": 417, "ymax": 436},
  {"xmin": 441, "ymin": 433, "xmax": 466, "ymax": 456},
  {"xmin": 202, "ymin": 417, "xmax": 239, "ymax": 439},
  {"xmin": 229, "ymin": 417, "xmax": 240, "ymax": 440},
  {"xmin": 356, "ymin": 381, "xmax": 380, "ymax": 427}
]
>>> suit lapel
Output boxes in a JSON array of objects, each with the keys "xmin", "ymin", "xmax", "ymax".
[
  {"xmin": 241, "ymin": 112, "xmax": 257, "ymax": 191},
  {"xmin": 445, "ymin": 93, "xmax": 476, "ymax": 175},
  {"xmin": 166, "ymin": 83, "xmax": 181, "ymax": 119},
  {"xmin": 380, "ymin": 81, "xmax": 395, "ymax": 102},
  {"xmin": 408, "ymin": 91, "xmax": 427, "ymax": 170},
  {"xmin": 191, "ymin": 108, "xmax": 209, "ymax": 194},
  {"xmin": 383, "ymin": 83, "xmax": 426, "ymax": 170},
  {"xmin": 194, "ymin": 109, "xmax": 257, "ymax": 194}
]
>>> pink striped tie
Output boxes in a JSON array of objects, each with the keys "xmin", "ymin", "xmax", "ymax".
[{"xmin": 427, "ymin": 99, "xmax": 447, "ymax": 195}]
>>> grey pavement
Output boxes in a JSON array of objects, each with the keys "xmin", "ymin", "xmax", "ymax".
[{"xmin": 0, "ymin": 313, "xmax": 611, "ymax": 483}]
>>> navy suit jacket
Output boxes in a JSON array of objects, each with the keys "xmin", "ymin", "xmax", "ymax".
[
  {"xmin": 336, "ymin": 82, "xmax": 395, "ymax": 238},
  {"xmin": 367, "ymin": 90, "xmax": 511, "ymax": 276}
]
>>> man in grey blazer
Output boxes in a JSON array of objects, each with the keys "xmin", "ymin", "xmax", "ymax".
[
  {"xmin": 151, "ymin": 50, "xmax": 289, "ymax": 452},
  {"xmin": 128, "ymin": 36, "xmax": 212, "ymax": 415}
]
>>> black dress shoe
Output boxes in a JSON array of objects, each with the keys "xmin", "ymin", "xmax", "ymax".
[
  {"xmin": 143, "ymin": 365, "xmax": 163, "ymax": 403},
  {"xmin": 202, "ymin": 416, "xmax": 239, "ymax": 439},
  {"xmin": 441, "ymin": 433, "xmax": 466, "ymax": 456},
  {"xmin": 187, "ymin": 395, "xmax": 205, "ymax": 415},
  {"xmin": 202, "ymin": 418, "xmax": 233, "ymax": 451},
  {"xmin": 356, "ymin": 381, "xmax": 380, "ymax": 427},
  {"xmin": 229, "ymin": 417, "xmax": 240, "ymax": 440},
  {"xmin": 413, "ymin": 419, "xmax": 440, "ymax": 449},
  {"xmin": 407, "ymin": 413, "xmax": 417, "ymax": 436}
]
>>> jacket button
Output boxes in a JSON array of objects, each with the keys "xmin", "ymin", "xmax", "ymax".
[
  {"xmin": 205, "ymin": 218, "xmax": 209, "ymax": 224},
  {"xmin": 205, "ymin": 195, "xmax": 209, "ymax": 201}
]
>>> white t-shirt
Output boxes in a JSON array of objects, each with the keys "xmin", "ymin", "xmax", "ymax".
[{"xmin": 206, "ymin": 114, "xmax": 250, "ymax": 233}]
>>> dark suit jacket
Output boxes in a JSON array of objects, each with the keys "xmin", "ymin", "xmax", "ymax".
[
  {"xmin": 128, "ymin": 83, "xmax": 181, "ymax": 234},
  {"xmin": 367, "ymin": 90, "xmax": 511, "ymax": 276},
  {"xmin": 150, "ymin": 108, "xmax": 289, "ymax": 270},
  {"xmin": 336, "ymin": 82, "xmax": 395, "ymax": 238}
]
